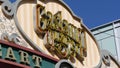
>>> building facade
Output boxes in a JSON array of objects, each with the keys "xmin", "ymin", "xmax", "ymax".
[
  {"xmin": 91, "ymin": 19, "xmax": 120, "ymax": 62},
  {"xmin": 0, "ymin": 0, "xmax": 119, "ymax": 68}
]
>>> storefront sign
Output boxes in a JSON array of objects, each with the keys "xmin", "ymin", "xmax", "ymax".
[
  {"xmin": 0, "ymin": 0, "xmax": 119, "ymax": 68},
  {"xmin": 0, "ymin": 41, "xmax": 57, "ymax": 68},
  {"xmin": 36, "ymin": 5, "xmax": 87, "ymax": 62}
]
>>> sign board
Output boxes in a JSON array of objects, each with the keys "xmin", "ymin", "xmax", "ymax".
[
  {"xmin": 0, "ymin": 0, "xmax": 119, "ymax": 68},
  {"xmin": 0, "ymin": 40, "xmax": 58, "ymax": 68}
]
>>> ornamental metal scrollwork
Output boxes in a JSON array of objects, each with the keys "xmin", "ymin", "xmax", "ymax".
[
  {"xmin": 1, "ymin": 32, "xmax": 28, "ymax": 47},
  {"xmin": 101, "ymin": 50, "xmax": 111, "ymax": 66},
  {"xmin": 0, "ymin": 14, "xmax": 28, "ymax": 47},
  {"xmin": 36, "ymin": 5, "xmax": 87, "ymax": 63},
  {"xmin": 0, "ymin": 0, "xmax": 22, "ymax": 17},
  {"xmin": 55, "ymin": 59, "xmax": 74, "ymax": 68},
  {"xmin": 102, "ymin": 54, "xmax": 110, "ymax": 66},
  {"xmin": 100, "ymin": 50, "xmax": 120, "ymax": 67}
]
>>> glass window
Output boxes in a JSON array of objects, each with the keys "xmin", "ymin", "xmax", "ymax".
[
  {"xmin": 92, "ymin": 30, "xmax": 99, "ymax": 35},
  {"xmin": 94, "ymin": 29, "xmax": 114, "ymax": 41},
  {"xmin": 92, "ymin": 24, "xmax": 113, "ymax": 34},
  {"xmin": 101, "ymin": 36, "xmax": 117, "ymax": 56},
  {"xmin": 94, "ymin": 29, "xmax": 117, "ymax": 56},
  {"xmin": 92, "ymin": 25, "xmax": 118, "ymax": 56},
  {"xmin": 98, "ymin": 24, "xmax": 113, "ymax": 32}
]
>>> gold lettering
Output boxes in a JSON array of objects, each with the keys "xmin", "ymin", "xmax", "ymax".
[
  {"xmin": 47, "ymin": 11, "xmax": 52, "ymax": 20},
  {"xmin": 54, "ymin": 31, "xmax": 59, "ymax": 42},
  {"xmin": 47, "ymin": 30, "xmax": 54, "ymax": 45},
  {"xmin": 19, "ymin": 50, "xmax": 30, "ymax": 65},
  {"xmin": 32, "ymin": 55, "xmax": 42, "ymax": 68},
  {"xmin": 71, "ymin": 25, "xmax": 76, "ymax": 39},
  {"xmin": 39, "ymin": 6, "xmax": 49, "ymax": 31},
  {"xmin": 39, "ymin": 6, "xmax": 46, "ymax": 17},
  {"xmin": 49, "ymin": 17, "xmax": 55, "ymax": 30},
  {"xmin": 74, "ymin": 28, "xmax": 79, "ymax": 42},
  {"xmin": 58, "ymin": 43, "xmax": 68, "ymax": 57},
  {"xmin": 81, "ymin": 31, "xmax": 85, "ymax": 48},
  {"xmin": 53, "ymin": 11, "xmax": 62, "ymax": 30},
  {"xmin": 37, "ymin": 5, "xmax": 87, "ymax": 62},
  {"xmin": 68, "ymin": 24, "xmax": 73, "ymax": 37},
  {"xmin": 61, "ymin": 20, "xmax": 68, "ymax": 34},
  {"xmin": 59, "ymin": 33, "xmax": 64, "ymax": 42},
  {"xmin": 46, "ymin": 11, "xmax": 53, "ymax": 29},
  {"xmin": 62, "ymin": 35, "xmax": 67, "ymax": 45},
  {"xmin": 39, "ymin": 18, "xmax": 47, "ymax": 30},
  {"xmin": 5, "ymin": 47, "xmax": 16, "ymax": 61}
]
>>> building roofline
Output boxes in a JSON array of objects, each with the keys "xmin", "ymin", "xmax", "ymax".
[{"xmin": 91, "ymin": 19, "xmax": 120, "ymax": 31}]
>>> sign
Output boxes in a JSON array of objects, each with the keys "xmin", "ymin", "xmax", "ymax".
[
  {"xmin": 0, "ymin": 0, "xmax": 119, "ymax": 68},
  {"xmin": 36, "ymin": 5, "xmax": 87, "ymax": 62},
  {"xmin": 0, "ymin": 40, "xmax": 58, "ymax": 68}
]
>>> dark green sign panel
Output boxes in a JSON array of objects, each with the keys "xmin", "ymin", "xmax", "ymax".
[{"xmin": 0, "ymin": 41, "xmax": 58, "ymax": 68}]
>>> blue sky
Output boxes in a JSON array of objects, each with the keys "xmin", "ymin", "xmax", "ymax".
[
  {"xmin": 63, "ymin": 0, "xmax": 120, "ymax": 29},
  {"xmin": 9, "ymin": 0, "xmax": 16, "ymax": 3}
]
